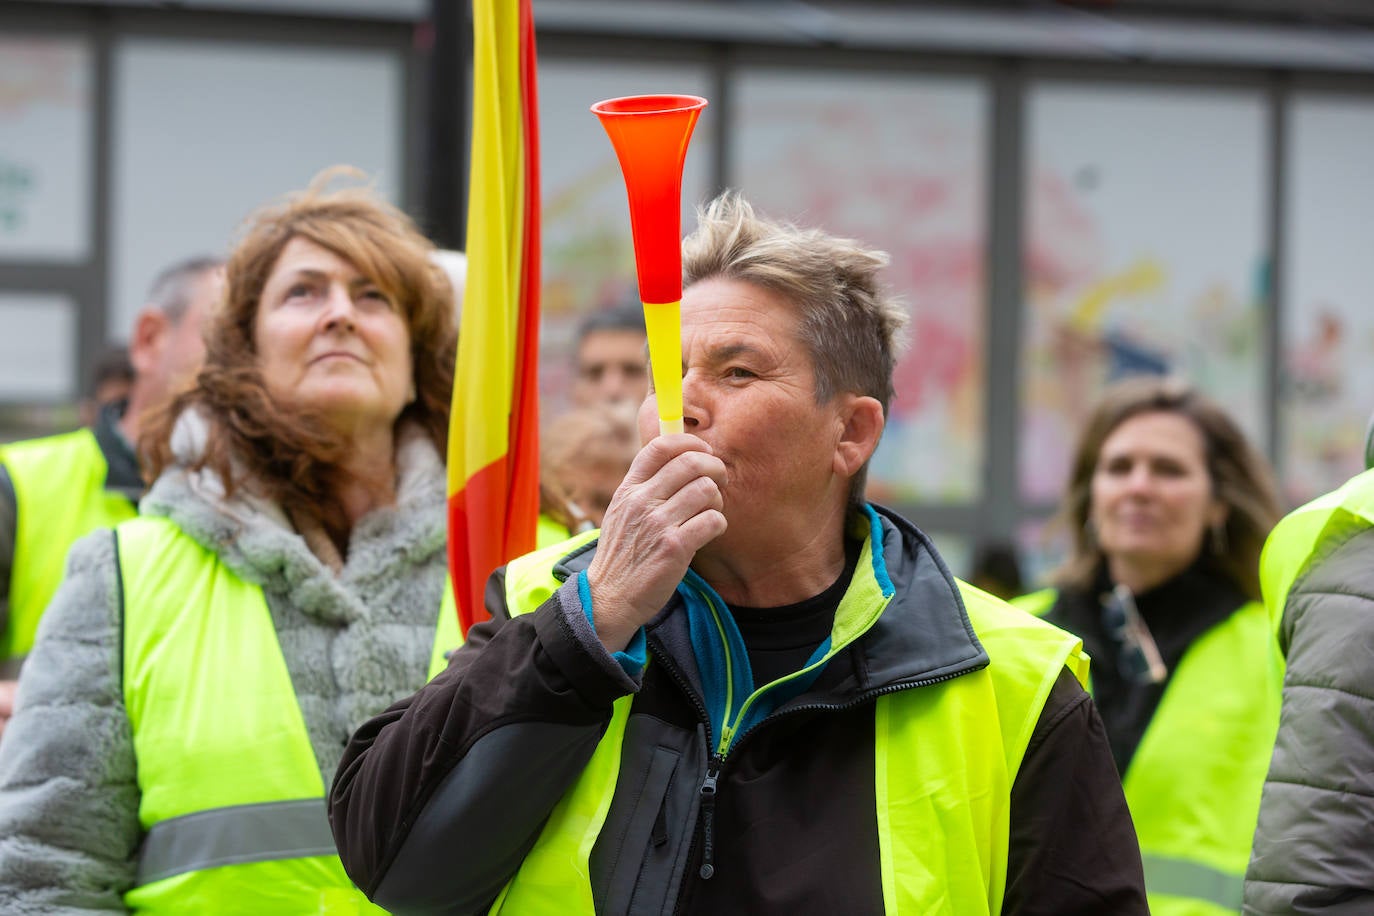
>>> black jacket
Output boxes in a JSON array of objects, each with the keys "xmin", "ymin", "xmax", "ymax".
[{"xmin": 330, "ymin": 507, "xmax": 1146, "ymax": 915}]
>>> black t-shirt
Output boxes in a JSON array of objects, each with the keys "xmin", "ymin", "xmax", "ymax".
[{"xmin": 727, "ymin": 536, "xmax": 861, "ymax": 688}]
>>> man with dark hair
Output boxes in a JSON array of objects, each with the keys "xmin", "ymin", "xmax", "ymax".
[
  {"xmin": 78, "ymin": 346, "xmax": 135, "ymax": 428},
  {"xmin": 572, "ymin": 302, "xmax": 649, "ymax": 408},
  {"xmin": 0, "ymin": 255, "xmax": 223, "ymax": 738}
]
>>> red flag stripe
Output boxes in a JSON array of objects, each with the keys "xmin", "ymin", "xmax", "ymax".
[{"xmin": 448, "ymin": 0, "xmax": 542, "ymax": 636}]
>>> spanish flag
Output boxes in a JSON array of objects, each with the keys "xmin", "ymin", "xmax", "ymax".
[{"xmin": 448, "ymin": 0, "xmax": 542, "ymax": 636}]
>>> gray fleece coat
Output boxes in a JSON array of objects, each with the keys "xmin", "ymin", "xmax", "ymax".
[{"xmin": 0, "ymin": 422, "xmax": 448, "ymax": 914}]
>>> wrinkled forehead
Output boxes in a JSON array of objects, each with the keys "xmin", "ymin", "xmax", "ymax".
[{"xmin": 681, "ymin": 280, "xmax": 806, "ymax": 353}]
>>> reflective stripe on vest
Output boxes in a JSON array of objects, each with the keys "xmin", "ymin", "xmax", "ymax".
[
  {"xmin": 2, "ymin": 428, "xmax": 135, "ymax": 660},
  {"xmin": 119, "ymin": 515, "xmax": 451, "ymax": 913},
  {"xmin": 1013, "ymin": 587, "xmax": 1278, "ymax": 915},
  {"xmin": 488, "ymin": 536, "xmax": 1086, "ymax": 914},
  {"xmin": 1142, "ymin": 853, "xmax": 1245, "ymax": 915},
  {"xmin": 136, "ymin": 798, "xmax": 336, "ymax": 886}
]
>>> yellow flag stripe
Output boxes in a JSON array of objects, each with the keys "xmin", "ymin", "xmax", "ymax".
[{"xmin": 448, "ymin": 0, "xmax": 526, "ymax": 498}]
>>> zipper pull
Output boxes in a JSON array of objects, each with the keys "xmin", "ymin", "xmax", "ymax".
[{"xmin": 698, "ymin": 756, "xmax": 723, "ymax": 879}]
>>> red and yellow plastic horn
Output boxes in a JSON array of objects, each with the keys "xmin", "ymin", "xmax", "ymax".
[{"xmin": 591, "ymin": 94, "xmax": 708, "ymax": 436}]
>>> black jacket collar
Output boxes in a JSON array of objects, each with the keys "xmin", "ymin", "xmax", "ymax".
[
  {"xmin": 552, "ymin": 504, "xmax": 988, "ymax": 708},
  {"xmin": 91, "ymin": 400, "xmax": 144, "ymax": 502}
]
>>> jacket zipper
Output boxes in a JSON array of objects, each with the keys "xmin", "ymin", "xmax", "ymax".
[
  {"xmin": 650, "ymin": 597, "xmax": 986, "ymax": 900},
  {"xmin": 696, "ymin": 669, "xmax": 981, "ymax": 890},
  {"xmin": 668, "ymin": 669, "xmax": 981, "ymax": 915},
  {"xmin": 697, "ymin": 754, "xmax": 724, "ymax": 879},
  {"xmin": 646, "ymin": 636, "xmax": 721, "ymax": 911}
]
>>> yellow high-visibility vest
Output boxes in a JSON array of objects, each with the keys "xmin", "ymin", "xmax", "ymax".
[
  {"xmin": 119, "ymin": 515, "xmax": 454, "ymax": 913},
  {"xmin": 488, "ymin": 537, "xmax": 1087, "ymax": 915},
  {"xmin": 1011, "ymin": 587, "xmax": 1279, "ymax": 914},
  {"xmin": 2, "ymin": 429, "xmax": 135, "ymax": 662}
]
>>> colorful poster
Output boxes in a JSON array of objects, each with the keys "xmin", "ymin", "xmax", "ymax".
[
  {"xmin": 0, "ymin": 37, "xmax": 91, "ymax": 262},
  {"xmin": 731, "ymin": 70, "xmax": 989, "ymax": 503},
  {"xmin": 1281, "ymin": 95, "xmax": 1374, "ymax": 504},
  {"xmin": 1022, "ymin": 83, "xmax": 1269, "ymax": 504}
]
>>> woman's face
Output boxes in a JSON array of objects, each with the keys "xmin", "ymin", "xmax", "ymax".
[
  {"xmin": 254, "ymin": 237, "xmax": 414, "ymax": 440},
  {"xmin": 1089, "ymin": 410, "xmax": 1225, "ymax": 581}
]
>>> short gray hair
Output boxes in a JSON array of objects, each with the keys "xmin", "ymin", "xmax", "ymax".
[
  {"xmin": 146, "ymin": 255, "xmax": 224, "ymax": 323},
  {"xmin": 681, "ymin": 192, "xmax": 908, "ymax": 503}
]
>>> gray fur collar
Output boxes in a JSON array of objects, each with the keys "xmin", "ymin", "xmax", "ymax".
[{"xmin": 140, "ymin": 410, "xmax": 447, "ymax": 626}]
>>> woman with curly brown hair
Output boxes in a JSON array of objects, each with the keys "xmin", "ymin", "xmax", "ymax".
[
  {"xmin": 0, "ymin": 170, "xmax": 457, "ymax": 913},
  {"xmin": 1015, "ymin": 375, "xmax": 1283, "ymax": 916}
]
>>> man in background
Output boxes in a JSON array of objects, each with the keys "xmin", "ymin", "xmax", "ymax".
[
  {"xmin": 0, "ymin": 255, "xmax": 223, "ymax": 739},
  {"xmin": 536, "ymin": 302, "xmax": 649, "ymax": 545},
  {"xmin": 571, "ymin": 303, "xmax": 649, "ymax": 409},
  {"xmin": 78, "ymin": 345, "xmax": 135, "ymax": 428}
]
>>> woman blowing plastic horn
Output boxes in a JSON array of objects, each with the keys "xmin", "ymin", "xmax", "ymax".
[
  {"xmin": 0, "ymin": 170, "xmax": 457, "ymax": 912},
  {"xmin": 1014, "ymin": 375, "xmax": 1283, "ymax": 916}
]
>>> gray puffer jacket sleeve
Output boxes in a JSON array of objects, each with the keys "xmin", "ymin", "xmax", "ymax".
[
  {"xmin": 1245, "ymin": 524, "xmax": 1374, "ymax": 914},
  {"xmin": 0, "ymin": 529, "xmax": 140, "ymax": 913}
]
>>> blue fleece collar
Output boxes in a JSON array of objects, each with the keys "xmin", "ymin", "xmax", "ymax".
[
  {"xmin": 678, "ymin": 568, "xmax": 749, "ymax": 752},
  {"xmin": 681, "ymin": 504, "xmax": 893, "ymax": 755},
  {"xmin": 863, "ymin": 503, "xmax": 896, "ymax": 599}
]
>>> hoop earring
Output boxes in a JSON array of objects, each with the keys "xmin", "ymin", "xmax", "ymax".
[{"xmin": 1210, "ymin": 520, "xmax": 1229, "ymax": 556}]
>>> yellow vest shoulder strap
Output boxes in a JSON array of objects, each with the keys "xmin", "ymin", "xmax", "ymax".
[
  {"xmin": 1008, "ymin": 587, "xmax": 1058, "ymax": 618},
  {"xmin": 1262, "ymin": 467, "xmax": 1374, "ymax": 636},
  {"xmin": 503, "ymin": 529, "xmax": 602, "ymax": 617}
]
